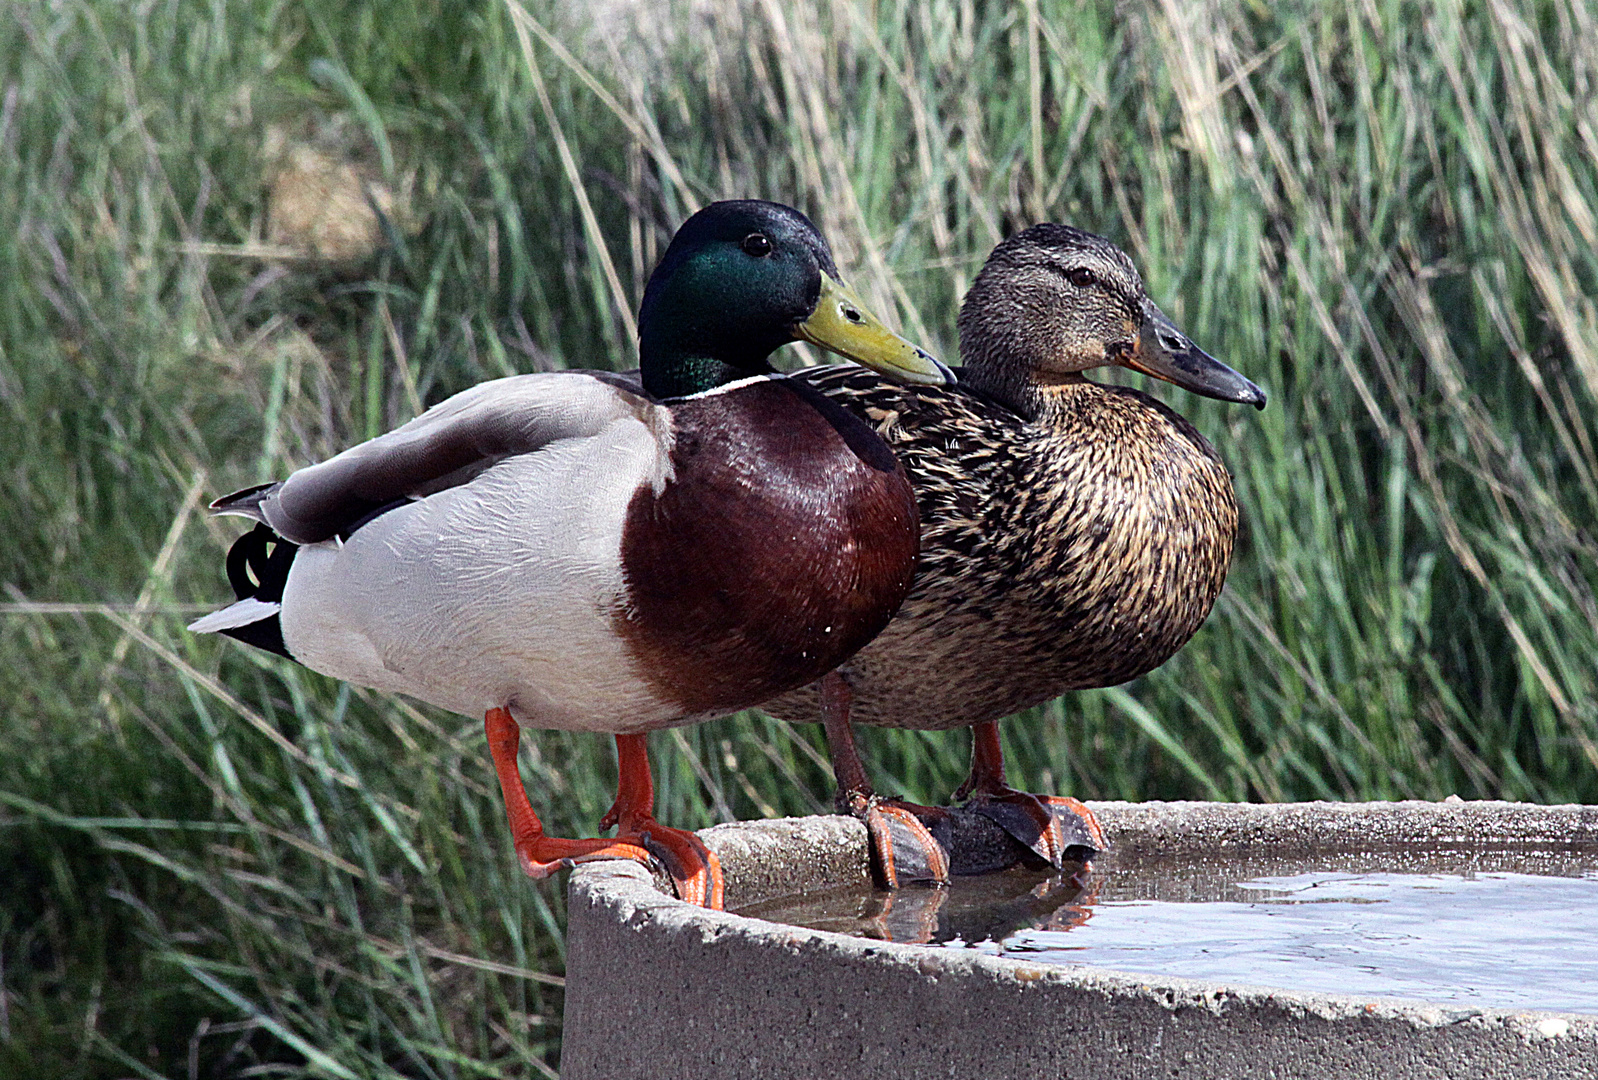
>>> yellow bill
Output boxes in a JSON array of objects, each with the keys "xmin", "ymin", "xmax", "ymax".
[{"xmin": 795, "ymin": 275, "xmax": 953, "ymax": 386}]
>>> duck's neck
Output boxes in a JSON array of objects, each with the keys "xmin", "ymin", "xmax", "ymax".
[
  {"xmin": 639, "ymin": 302, "xmax": 780, "ymax": 398},
  {"xmin": 642, "ymin": 353, "xmax": 761, "ymax": 399},
  {"xmin": 961, "ymin": 363, "xmax": 1101, "ymax": 423},
  {"xmin": 638, "ymin": 264, "xmax": 789, "ymax": 398},
  {"xmin": 957, "ymin": 328, "xmax": 1042, "ymax": 421},
  {"xmin": 957, "ymin": 366, "xmax": 1048, "ymax": 423}
]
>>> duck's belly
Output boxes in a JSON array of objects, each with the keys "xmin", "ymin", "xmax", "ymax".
[
  {"xmin": 766, "ymin": 533, "xmax": 1228, "ymax": 732},
  {"xmin": 771, "ymin": 574, "xmax": 1214, "ymax": 731},
  {"xmin": 278, "ymin": 422, "xmax": 685, "ymax": 734}
]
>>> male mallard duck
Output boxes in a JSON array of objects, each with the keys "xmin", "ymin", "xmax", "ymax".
[
  {"xmin": 189, "ymin": 200, "xmax": 951, "ymax": 908},
  {"xmin": 764, "ymin": 223, "xmax": 1265, "ymax": 886}
]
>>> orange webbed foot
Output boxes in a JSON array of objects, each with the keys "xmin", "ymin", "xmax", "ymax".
[
  {"xmin": 844, "ymin": 791, "xmax": 953, "ymax": 888},
  {"xmin": 486, "ymin": 710, "xmax": 724, "ymax": 908},
  {"xmin": 958, "ymin": 788, "xmax": 1105, "ymax": 867},
  {"xmin": 619, "ymin": 812, "xmax": 724, "ymax": 908},
  {"xmin": 955, "ymin": 721, "xmax": 1106, "ymax": 867}
]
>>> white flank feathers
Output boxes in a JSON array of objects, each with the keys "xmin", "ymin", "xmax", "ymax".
[{"xmin": 262, "ymin": 372, "xmax": 682, "ymax": 734}]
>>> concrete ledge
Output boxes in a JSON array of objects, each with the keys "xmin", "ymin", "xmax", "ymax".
[{"xmin": 561, "ymin": 802, "xmax": 1598, "ymax": 1079}]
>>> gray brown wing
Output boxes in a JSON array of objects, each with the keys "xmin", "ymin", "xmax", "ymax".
[{"xmin": 210, "ymin": 370, "xmax": 657, "ymax": 544}]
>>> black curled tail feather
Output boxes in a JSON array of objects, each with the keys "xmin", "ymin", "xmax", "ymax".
[
  {"xmin": 226, "ymin": 522, "xmax": 298, "ymax": 603},
  {"xmin": 220, "ymin": 522, "xmax": 298, "ymax": 658}
]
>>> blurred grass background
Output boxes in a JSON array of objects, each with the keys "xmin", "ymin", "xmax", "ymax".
[{"xmin": 2, "ymin": 0, "xmax": 1595, "ymax": 1074}]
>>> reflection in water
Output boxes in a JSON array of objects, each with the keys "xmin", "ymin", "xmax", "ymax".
[
  {"xmin": 738, "ymin": 848, "xmax": 1598, "ymax": 1013},
  {"xmin": 739, "ymin": 863, "xmax": 1097, "ymax": 946}
]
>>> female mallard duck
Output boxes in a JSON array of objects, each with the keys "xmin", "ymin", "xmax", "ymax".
[
  {"xmin": 764, "ymin": 223, "xmax": 1265, "ymax": 886},
  {"xmin": 189, "ymin": 200, "xmax": 951, "ymax": 908}
]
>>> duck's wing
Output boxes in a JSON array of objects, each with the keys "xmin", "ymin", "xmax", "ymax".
[{"xmin": 211, "ymin": 370, "xmax": 660, "ymax": 544}]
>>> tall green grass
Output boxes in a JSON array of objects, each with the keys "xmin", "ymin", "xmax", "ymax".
[{"xmin": 2, "ymin": 0, "xmax": 1594, "ymax": 1073}]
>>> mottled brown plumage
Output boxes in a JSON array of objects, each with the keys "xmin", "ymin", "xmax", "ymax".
[
  {"xmin": 760, "ymin": 223, "xmax": 1265, "ymax": 884},
  {"xmin": 767, "ymin": 223, "xmax": 1261, "ymax": 731},
  {"xmin": 765, "ymin": 371, "xmax": 1237, "ymax": 729}
]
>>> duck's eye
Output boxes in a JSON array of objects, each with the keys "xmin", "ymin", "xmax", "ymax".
[
  {"xmin": 741, "ymin": 233, "xmax": 774, "ymax": 257},
  {"xmin": 1066, "ymin": 267, "xmax": 1097, "ymax": 288}
]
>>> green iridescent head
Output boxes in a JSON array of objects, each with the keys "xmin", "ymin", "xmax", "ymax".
[{"xmin": 638, "ymin": 200, "xmax": 951, "ymax": 399}]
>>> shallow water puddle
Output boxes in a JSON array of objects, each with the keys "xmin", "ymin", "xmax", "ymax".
[
  {"xmin": 996, "ymin": 869, "xmax": 1598, "ymax": 1012},
  {"xmin": 738, "ymin": 850, "xmax": 1598, "ymax": 1013}
]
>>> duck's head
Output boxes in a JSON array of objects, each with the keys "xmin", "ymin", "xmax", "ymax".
[
  {"xmin": 639, "ymin": 200, "xmax": 952, "ymax": 399},
  {"xmin": 957, "ymin": 223, "xmax": 1266, "ymax": 418}
]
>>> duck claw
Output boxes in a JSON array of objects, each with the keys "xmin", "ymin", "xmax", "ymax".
[
  {"xmin": 509, "ymin": 824, "xmax": 724, "ymax": 907},
  {"xmin": 964, "ymin": 790, "xmax": 1105, "ymax": 868},
  {"xmin": 847, "ymin": 793, "xmax": 953, "ymax": 888},
  {"xmin": 509, "ymin": 833, "xmax": 653, "ymax": 880},
  {"xmin": 635, "ymin": 822, "xmax": 725, "ymax": 909}
]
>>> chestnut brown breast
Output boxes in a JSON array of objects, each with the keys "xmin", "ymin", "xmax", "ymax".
[{"xmin": 616, "ymin": 376, "xmax": 919, "ymax": 716}]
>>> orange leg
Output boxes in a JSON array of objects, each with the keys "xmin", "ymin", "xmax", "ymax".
[
  {"xmin": 820, "ymin": 673, "xmax": 951, "ymax": 888},
  {"xmin": 598, "ymin": 732, "xmax": 723, "ymax": 909},
  {"xmin": 485, "ymin": 709, "xmax": 724, "ymax": 908},
  {"xmin": 955, "ymin": 720, "xmax": 1106, "ymax": 863}
]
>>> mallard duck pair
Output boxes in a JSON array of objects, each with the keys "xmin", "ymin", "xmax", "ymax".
[{"xmin": 192, "ymin": 202, "xmax": 1264, "ymax": 907}]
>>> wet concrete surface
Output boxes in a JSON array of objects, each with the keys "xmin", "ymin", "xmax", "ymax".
[{"xmin": 561, "ymin": 801, "xmax": 1598, "ymax": 1079}]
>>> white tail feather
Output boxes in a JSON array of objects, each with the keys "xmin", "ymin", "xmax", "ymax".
[
  {"xmin": 188, "ymin": 597, "xmax": 281, "ymax": 634},
  {"xmin": 211, "ymin": 505, "xmax": 269, "ymax": 521}
]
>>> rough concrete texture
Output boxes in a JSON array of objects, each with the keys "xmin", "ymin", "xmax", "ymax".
[
  {"xmin": 1098, "ymin": 799, "xmax": 1598, "ymax": 855},
  {"xmin": 696, "ymin": 814, "xmax": 872, "ymax": 911},
  {"xmin": 561, "ymin": 802, "xmax": 1598, "ymax": 1080}
]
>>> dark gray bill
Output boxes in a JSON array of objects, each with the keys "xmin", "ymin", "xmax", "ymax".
[{"xmin": 1124, "ymin": 297, "xmax": 1267, "ymax": 409}]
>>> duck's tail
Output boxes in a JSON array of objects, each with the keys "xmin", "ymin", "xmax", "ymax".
[{"xmin": 187, "ymin": 522, "xmax": 298, "ymax": 659}]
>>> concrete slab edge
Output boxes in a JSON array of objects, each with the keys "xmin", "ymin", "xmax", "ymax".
[{"xmin": 561, "ymin": 802, "xmax": 1598, "ymax": 1079}]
